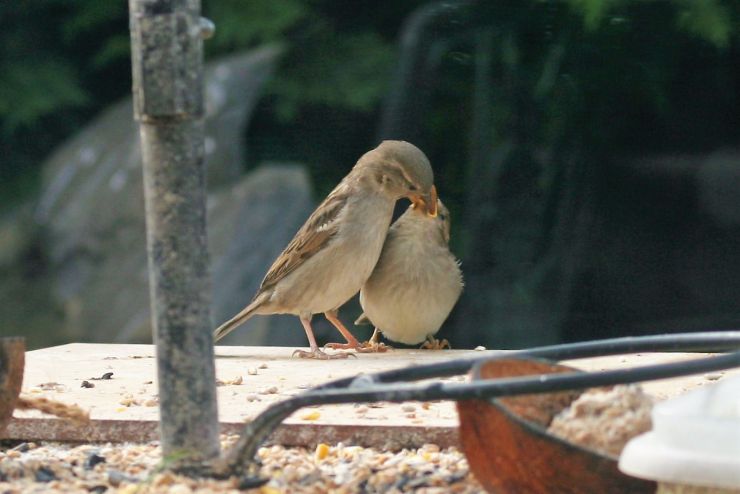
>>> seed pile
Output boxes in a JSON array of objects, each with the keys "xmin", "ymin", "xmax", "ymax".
[
  {"xmin": 547, "ymin": 384, "xmax": 654, "ymax": 457},
  {"xmin": 0, "ymin": 436, "xmax": 483, "ymax": 493}
]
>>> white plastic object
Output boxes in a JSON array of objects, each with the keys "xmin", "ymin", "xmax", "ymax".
[{"xmin": 619, "ymin": 374, "xmax": 740, "ymax": 489}]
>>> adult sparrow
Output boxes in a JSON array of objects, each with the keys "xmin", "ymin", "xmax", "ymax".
[
  {"xmin": 355, "ymin": 199, "xmax": 463, "ymax": 349},
  {"xmin": 213, "ymin": 140, "xmax": 437, "ymax": 359}
]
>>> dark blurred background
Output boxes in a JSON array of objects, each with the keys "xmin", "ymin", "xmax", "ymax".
[{"xmin": 1, "ymin": 0, "xmax": 739, "ymax": 350}]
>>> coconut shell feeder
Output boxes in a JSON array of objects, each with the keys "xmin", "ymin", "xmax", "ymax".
[
  {"xmin": 213, "ymin": 331, "xmax": 740, "ymax": 494},
  {"xmin": 1, "ymin": 337, "xmax": 91, "ymax": 439},
  {"xmin": 0, "ymin": 337, "xmax": 25, "ymax": 438},
  {"xmin": 457, "ymin": 358, "xmax": 655, "ymax": 493}
]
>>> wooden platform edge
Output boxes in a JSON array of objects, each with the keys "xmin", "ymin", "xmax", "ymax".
[{"xmin": 6, "ymin": 417, "xmax": 460, "ymax": 450}]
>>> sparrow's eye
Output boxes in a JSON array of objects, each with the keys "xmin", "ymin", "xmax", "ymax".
[
  {"xmin": 439, "ymin": 213, "xmax": 447, "ymax": 222},
  {"xmin": 408, "ymin": 184, "xmax": 417, "ymax": 191}
]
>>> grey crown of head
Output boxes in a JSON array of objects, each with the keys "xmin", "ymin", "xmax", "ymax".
[{"xmin": 376, "ymin": 140, "xmax": 434, "ymax": 191}]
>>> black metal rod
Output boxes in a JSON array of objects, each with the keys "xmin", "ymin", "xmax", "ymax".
[
  {"xmin": 314, "ymin": 330, "xmax": 740, "ymax": 391},
  {"xmin": 218, "ymin": 333, "xmax": 740, "ymax": 472}
]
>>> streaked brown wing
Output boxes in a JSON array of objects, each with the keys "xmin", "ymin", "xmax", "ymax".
[{"xmin": 258, "ymin": 185, "xmax": 350, "ymax": 292}]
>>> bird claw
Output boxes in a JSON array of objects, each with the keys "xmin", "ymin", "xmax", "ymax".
[
  {"xmin": 357, "ymin": 341, "xmax": 391, "ymax": 353},
  {"xmin": 324, "ymin": 342, "xmax": 379, "ymax": 353},
  {"xmin": 291, "ymin": 348, "xmax": 356, "ymax": 360},
  {"xmin": 420, "ymin": 337, "xmax": 451, "ymax": 350}
]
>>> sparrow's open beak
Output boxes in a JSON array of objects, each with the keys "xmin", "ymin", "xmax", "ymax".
[
  {"xmin": 411, "ymin": 185, "xmax": 438, "ymax": 217},
  {"xmin": 426, "ymin": 185, "xmax": 438, "ymax": 217}
]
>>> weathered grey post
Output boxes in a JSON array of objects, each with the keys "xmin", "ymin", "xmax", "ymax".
[{"xmin": 128, "ymin": 0, "xmax": 219, "ymax": 464}]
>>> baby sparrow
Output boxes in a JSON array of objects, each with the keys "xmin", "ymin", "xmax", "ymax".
[
  {"xmin": 213, "ymin": 140, "xmax": 437, "ymax": 359},
  {"xmin": 355, "ymin": 199, "xmax": 463, "ymax": 349}
]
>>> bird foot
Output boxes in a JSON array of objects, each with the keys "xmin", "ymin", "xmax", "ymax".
[
  {"xmin": 291, "ymin": 348, "xmax": 356, "ymax": 360},
  {"xmin": 324, "ymin": 342, "xmax": 378, "ymax": 353},
  {"xmin": 420, "ymin": 337, "xmax": 451, "ymax": 350},
  {"xmin": 357, "ymin": 341, "xmax": 391, "ymax": 353}
]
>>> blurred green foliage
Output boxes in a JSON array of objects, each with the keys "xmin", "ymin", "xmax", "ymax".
[
  {"xmin": 1, "ymin": 0, "xmax": 739, "ymax": 347},
  {"xmin": 0, "ymin": 0, "xmax": 738, "ymax": 210},
  {"xmin": 0, "ymin": 0, "xmax": 422, "ymax": 209},
  {"xmin": 570, "ymin": 0, "xmax": 732, "ymax": 47}
]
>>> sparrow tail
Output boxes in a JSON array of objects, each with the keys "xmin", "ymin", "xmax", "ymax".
[
  {"xmin": 213, "ymin": 299, "xmax": 261, "ymax": 342},
  {"xmin": 354, "ymin": 313, "xmax": 372, "ymax": 326}
]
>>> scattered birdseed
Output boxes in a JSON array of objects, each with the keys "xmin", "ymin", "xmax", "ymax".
[
  {"xmin": 119, "ymin": 394, "xmax": 141, "ymax": 407},
  {"xmin": 474, "ymin": 346, "xmax": 486, "ymax": 351},
  {"xmin": 37, "ymin": 382, "xmax": 64, "ymax": 391},
  {"xmin": 216, "ymin": 376, "xmax": 243, "ymax": 386},
  {"xmin": 0, "ymin": 437, "xmax": 483, "ymax": 493},
  {"xmin": 656, "ymin": 481, "xmax": 740, "ymax": 493},
  {"xmin": 315, "ymin": 443, "xmax": 330, "ymax": 460},
  {"xmin": 301, "ymin": 411, "xmax": 321, "ymax": 421},
  {"xmin": 548, "ymin": 384, "xmax": 653, "ymax": 457},
  {"xmin": 90, "ymin": 373, "xmax": 114, "ymax": 381},
  {"xmin": 247, "ymin": 368, "xmax": 258, "ymax": 375},
  {"xmin": 6, "ymin": 449, "xmax": 21, "ymax": 459},
  {"xmin": 84, "ymin": 453, "xmax": 106, "ymax": 470},
  {"xmin": 81, "ymin": 381, "xmax": 94, "ymax": 389},
  {"xmin": 258, "ymin": 363, "xmax": 269, "ymax": 369}
]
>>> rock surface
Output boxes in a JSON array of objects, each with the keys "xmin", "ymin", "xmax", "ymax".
[
  {"xmin": 0, "ymin": 46, "xmax": 324, "ymax": 347},
  {"xmin": 61, "ymin": 162, "xmax": 315, "ymax": 346},
  {"xmin": 208, "ymin": 165, "xmax": 313, "ymax": 347}
]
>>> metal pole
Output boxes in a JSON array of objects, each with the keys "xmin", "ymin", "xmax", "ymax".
[{"xmin": 128, "ymin": 0, "xmax": 219, "ymax": 465}]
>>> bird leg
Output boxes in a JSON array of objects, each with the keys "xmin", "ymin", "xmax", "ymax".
[
  {"xmin": 420, "ymin": 335, "xmax": 451, "ymax": 350},
  {"xmin": 369, "ymin": 327, "xmax": 381, "ymax": 344},
  {"xmin": 357, "ymin": 327, "xmax": 391, "ymax": 352},
  {"xmin": 292, "ymin": 316, "xmax": 353, "ymax": 359},
  {"xmin": 323, "ymin": 311, "xmax": 378, "ymax": 353}
]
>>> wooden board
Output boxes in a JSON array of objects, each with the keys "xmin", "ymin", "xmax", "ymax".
[{"xmin": 6, "ymin": 344, "xmax": 737, "ymax": 448}]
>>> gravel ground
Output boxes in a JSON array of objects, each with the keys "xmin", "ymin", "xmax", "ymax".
[{"xmin": 0, "ymin": 436, "xmax": 483, "ymax": 493}]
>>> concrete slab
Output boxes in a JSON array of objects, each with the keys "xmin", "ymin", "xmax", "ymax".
[{"xmin": 6, "ymin": 344, "xmax": 738, "ymax": 449}]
